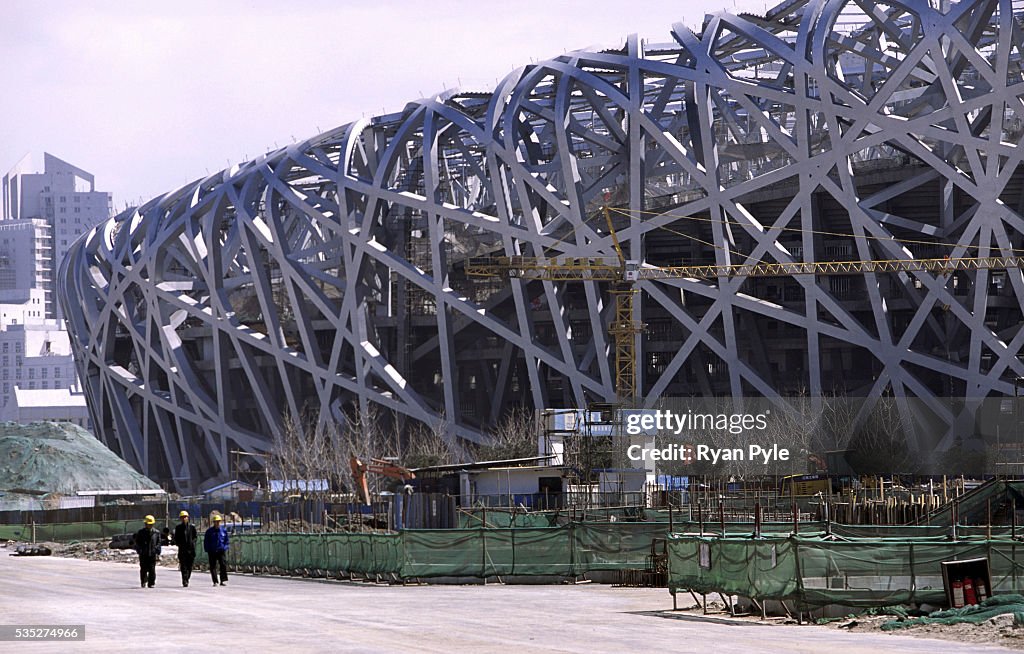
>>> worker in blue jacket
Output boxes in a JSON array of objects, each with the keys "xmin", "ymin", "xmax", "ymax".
[{"xmin": 203, "ymin": 514, "xmax": 230, "ymax": 586}]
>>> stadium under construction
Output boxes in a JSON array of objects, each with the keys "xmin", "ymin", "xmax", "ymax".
[{"xmin": 59, "ymin": 0, "xmax": 1024, "ymax": 491}]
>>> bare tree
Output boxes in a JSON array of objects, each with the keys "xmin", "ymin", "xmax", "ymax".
[
  {"xmin": 814, "ymin": 394, "xmax": 859, "ymax": 456},
  {"xmin": 269, "ymin": 400, "xmax": 477, "ymax": 508},
  {"xmin": 475, "ymin": 406, "xmax": 537, "ymax": 461},
  {"xmin": 269, "ymin": 408, "xmax": 333, "ymax": 500},
  {"xmin": 334, "ymin": 403, "xmax": 387, "ymax": 497},
  {"xmin": 759, "ymin": 392, "xmax": 822, "ymax": 476},
  {"xmin": 404, "ymin": 412, "xmax": 465, "ymax": 468},
  {"xmin": 845, "ymin": 396, "xmax": 916, "ymax": 473}
]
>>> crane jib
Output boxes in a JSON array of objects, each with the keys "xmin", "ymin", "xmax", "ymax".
[{"xmin": 465, "ymin": 256, "xmax": 1024, "ymax": 281}]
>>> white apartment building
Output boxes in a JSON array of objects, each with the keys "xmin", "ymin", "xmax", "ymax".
[
  {"xmin": 0, "ymin": 289, "xmax": 48, "ymax": 326},
  {"xmin": 6, "ymin": 387, "xmax": 89, "ymax": 428},
  {"xmin": 0, "ymin": 322, "xmax": 82, "ymax": 419},
  {"xmin": 2, "ymin": 153, "xmax": 111, "ymax": 321}
]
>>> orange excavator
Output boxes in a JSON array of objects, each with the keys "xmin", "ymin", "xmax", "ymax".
[{"xmin": 349, "ymin": 455, "xmax": 416, "ymax": 506}]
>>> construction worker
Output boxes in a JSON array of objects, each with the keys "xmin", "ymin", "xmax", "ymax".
[
  {"xmin": 203, "ymin": 514, "xmax": 230, "ymax": 586},
  {"xmin": 134, "ymin": 515, "xmax": 161, "ymax": 588},
  {"xmin": 172, "ymin": 510, "xmax": 198, "ymax": 587}
]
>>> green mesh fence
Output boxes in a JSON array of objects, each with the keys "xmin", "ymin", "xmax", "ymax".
[
  {"xmin": 828, "ymin": 524, "xmax": 1016, "ymax": 539},
  {"xmin": 667, "ymin": 536, "xmax": 801, "ymax": 600},
  {"xmin": 457, "ymin": 510, "xmax": 560, "ymax": 529},
  {"xmin": 401, "ymin": 529, "xmax": 571, "ymax": 577},
  {"xmin": 9, "ymin": 515, "xmax": 1024, "ymax": 605},
  {"xmin": 403, "ymin": 530, "xmax": 486, "ymax": 577},
  {"xmin": 0, "ymin": 520, "xmax": 145, "ymax": 542},
  {"xmin": 6, "ymin": 515, "xmax": 1017, "ymax": 546},
  {"xmin": 226, "ymin": 532, "xmax": 403, "ymax": 576},
  {"xmin": 456, "ymin": 507, "xmax": 654, "ymax": 528},
  {"xmin": 222, "ymin": 523, "xmax": 666, "ymax": 578},
  {"xmin": 668, "ymin": 535, "xmax": 1024, "ymax": 608},
  {"xmin": 574, "ymin": 523, "xmax": 664, "ymax": 571}
]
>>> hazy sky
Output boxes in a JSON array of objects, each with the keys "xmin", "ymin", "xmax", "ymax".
[{"xmin": 1, "ymin": 1, "xmax": 775, "ymax": 208}]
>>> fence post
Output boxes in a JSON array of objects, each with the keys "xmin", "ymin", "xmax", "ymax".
[
  {"xmin": 481, "ymin": 524, "xmax": 488, "ymax": 582},
  {"xmin": 908, "ymin": 541, "xmax": 916, "ymax": 605},
  {"xmin": 569, "ymin": 521, "xmax": 575, "ymax": 578},
  {"xmin": 792, "ymin": 536, "xmax": 804, "ymax": 623},
  {"xmin": 1014, "ymin": 542, "xmax": 1018, "ymax": 593}
]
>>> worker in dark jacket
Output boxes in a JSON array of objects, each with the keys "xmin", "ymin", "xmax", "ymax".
[
  {"xmin": 134, "ymin": 515, "xmax": 161, "ymax": 588},
  {"xmin": 172, "ymin": 510, "xmax": 198, "ymax": 587},
  {"xmin": 203, "ymin": 514, "xmax": 230, "ymax": 586}
]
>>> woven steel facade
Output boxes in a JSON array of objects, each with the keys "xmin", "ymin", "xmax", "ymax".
[{"xmin": 61, "ymin": 0, "xmax": 1024, "ymax": 489}]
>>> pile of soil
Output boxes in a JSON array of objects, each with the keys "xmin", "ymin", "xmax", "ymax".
[{"xmin": 0, "ymin": 422, "xmax": 159, "ymax": 503}]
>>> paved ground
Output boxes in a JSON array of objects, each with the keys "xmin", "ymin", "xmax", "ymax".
[{"xmin": 0, "ymin": 552, "xmax": 1016, "ymax": 653}]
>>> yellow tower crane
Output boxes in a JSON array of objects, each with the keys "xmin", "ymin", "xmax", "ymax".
[{"xmin": 466, "ymin": 207, "xmax": 1024, "ymax": 401}]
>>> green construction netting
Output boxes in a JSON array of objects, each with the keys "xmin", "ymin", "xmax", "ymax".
[
  {"xmin": 882, "ymin": 594, "xmax": 1024, "ymax": 629},
  {"xmin": 457, "ymin": 511, "xmax": 560, "ymax": 529},
  {"xmin": 402, "ymin": 529, "xmax": 570, "ymax": 577},
  {"xmin": 9, "ymin": 515, "xmax": 1024, "ymax": 608},
  {"xmin": 220, "ymin": 523, "xmax": 668, "ymax": 578},
  {"xmin": 668, "ymin": 535, "xmax": 1024, "ymax": 608},
  {"xmin": 574, "ymin": 523, "xmax": 664, "ymax": 571},
  {"xmin": 661, "ymin": 521, "xmax": 1017, "ymax": 539},
  {"xmin": 9, "ymin": 514, "xmax": 1021, "ymax": 547},
  {"xmin": 229, "ymin": 533, "xmax": 401, "ymax": 575},
  {"xmin": 828, "ymin": 524, "xmax": 1017, "ymax": 539},
  {"xmin": 0, "ymin": 520, "xmax": 146, "ymax": 542},
  {"xmin": 667, "ymin": 536, "xmax": 800, "ymax": 600},
  {"xmin": 456, "ymin": 507, "xmax": 654, "ymax": 528}
]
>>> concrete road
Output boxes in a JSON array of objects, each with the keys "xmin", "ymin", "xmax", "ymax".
[{"xmin": 0, "ymin": 552, "xmax": 1014, "ymax": 653}]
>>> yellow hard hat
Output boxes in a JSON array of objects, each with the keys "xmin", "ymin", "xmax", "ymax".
[
  {"xmin": 144, "ymin": 515, "xmax": 156, "ymax": 525},
  {"xmin": 179, "ymin": 510, "xmax": 189, "ymax": 518},
  {"xmin": 211, "ymin": 514, "xmax": 222, "ymax": 522}
]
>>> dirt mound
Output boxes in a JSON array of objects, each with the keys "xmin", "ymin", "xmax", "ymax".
[{"xmin": 0, "ymin": 421, "xmax": 159, "ymax": 495}]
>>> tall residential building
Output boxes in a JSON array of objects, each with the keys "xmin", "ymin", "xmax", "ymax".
[
  {"xmin": 0, "ymin": 220, "xmax": 52, "ymax": 312},
  {"xmin": 0, "ymin": 153, "xmax": 106, "ymax": 429},
  {"xmin": 2, "ymin": 153, "xmax": 112, "ymax": 321}
]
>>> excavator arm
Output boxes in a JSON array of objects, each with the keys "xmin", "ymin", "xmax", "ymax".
[{"xmin": 349, "ymin": 456, "xmax": 416, "ymax": 506}]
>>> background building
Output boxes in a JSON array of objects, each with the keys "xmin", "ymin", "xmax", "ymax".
[
  {"xmin": 0, "ymin": 322, "xmax": 82, "ymax": 421},
  {"xmin": 60, "ymin": 0, "xmax": 1024, "ymax": 491},
  {"xmin": 2, "ymin": 153, "xmax": 111, "ymax": 321},
  {"xmin": 0, "ymin": 154, "xmax": 109, "ymax": 428},
  {"xmin": 5, "ymin": 387, "xmax": 88, "ymax": 427},
  {"xmin": 0, "ymin": 220, "xmax": 52, "ymax": 303}
]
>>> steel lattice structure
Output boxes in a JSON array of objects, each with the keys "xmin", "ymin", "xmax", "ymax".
[{"xmin": 60, "ymin": 0, "xmax": 1024, "ymax": 489}]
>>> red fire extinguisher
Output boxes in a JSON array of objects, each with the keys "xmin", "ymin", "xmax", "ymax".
[
  {"xmin": 964, "ymin": 578, "xmax": 977, "ymax": 605},
  {"xmin": 952, "ymin": 579, "xmax": 965, "ymax": 608},
  {"xmin": 976, "ymin": 577, "xmax": 988, "ymax": 602}
]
